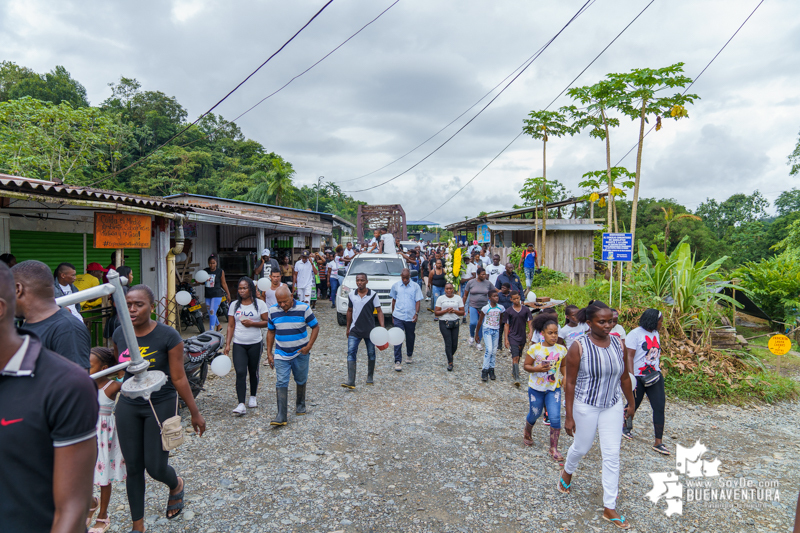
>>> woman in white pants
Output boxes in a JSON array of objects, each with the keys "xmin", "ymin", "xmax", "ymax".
[{"xmin": 560, "ymin": 301, "xmax": 635, "ymax": 530}]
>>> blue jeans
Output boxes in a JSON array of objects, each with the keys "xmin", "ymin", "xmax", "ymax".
[
  {"xmin": 430, "ymin": 285, "xmax": 445, "ymax": 311},
  {"xmin": 526, "ymin": 387, "xmax": 562, "ymax": 429},
  {"xmin": 482, "ymin": 328, "xmax": 499, "ymax": 370},
  {"xmin": 205, "ymin": 297, "xmax": 222, "ymax": 328},
  {"xmin": 392, "ymin": 317, "xmax": 416, "ymax": 363},
  {"xmin": 524, "ymin": 267, "xmax": 536, "ymax": 289},
  {"xmin": 469, "ymin": 307, "xmax": 482, "ymax": 339},
  {"xmin": 274, "ymin": 353, "xmax": 309, "ymax": 388},
  {"xmin": 416, "ymin": 278, "xmax": 424, "ymax": 296},
  {"xmin": 329, "ymin": 277, "xmax": 340, "ymax": 302},
  {"xmin": 347, "ymin": 335, "xmax": 375, "ymax": 362}
]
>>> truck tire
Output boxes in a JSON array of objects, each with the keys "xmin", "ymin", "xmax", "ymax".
[{"xmin": 337, "ymin": 312, "xmax": 347, "ymax": 326}]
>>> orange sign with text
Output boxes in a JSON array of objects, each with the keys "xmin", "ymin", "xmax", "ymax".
[{"xmin": 93, "ymin": 213, "xmax": 152, "ymax": 249}]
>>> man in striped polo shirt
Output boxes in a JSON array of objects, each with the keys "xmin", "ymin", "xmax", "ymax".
[{"xmin": 266, "ymin": 286, "xmax": 320, "ymax": 426}]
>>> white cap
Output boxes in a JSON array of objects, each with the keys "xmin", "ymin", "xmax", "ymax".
[{"xmin": 261, "ymin": 248, "xmax": 270, "ymax": 257}]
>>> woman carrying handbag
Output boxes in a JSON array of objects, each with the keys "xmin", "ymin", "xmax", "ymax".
[{"xmin": 113, "ymin": 285, "xmax": 206, "ymax": 533}]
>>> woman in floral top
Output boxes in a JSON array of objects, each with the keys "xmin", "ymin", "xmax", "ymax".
[{"xmin": 522, "ymin": 315, "xmax": 567, "ymax": 463}]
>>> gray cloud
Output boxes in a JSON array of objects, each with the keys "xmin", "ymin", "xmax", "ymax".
[{"xmin": 2, "ymin": 0, "xmax": 798, "ymax": 223}]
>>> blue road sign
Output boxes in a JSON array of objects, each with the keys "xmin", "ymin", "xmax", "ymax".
[
  {"xmin": 602, "ymin": 250, "xmax": 633, "ymax": 262},
  {"xmin": 602, "ymin": 233, "xmax": 633, "ymax": 262}
]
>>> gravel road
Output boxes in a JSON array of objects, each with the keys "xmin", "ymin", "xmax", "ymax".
[{"xmin": 100, "ymin": 305, "xmax": 799, "ymax": 532}]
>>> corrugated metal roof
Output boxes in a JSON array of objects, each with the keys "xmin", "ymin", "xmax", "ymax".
[
  {"xmin": 0, "ymin": 174, "xmax": 185, "ymax": 211},
  {"xmin": 486, "ymin": 223, "xmax": 602, "ymax": 231}
]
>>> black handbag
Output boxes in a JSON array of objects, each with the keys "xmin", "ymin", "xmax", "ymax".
[{"xmin": 640, "ymin": 367, "xmax": 662, "ymax": 387}]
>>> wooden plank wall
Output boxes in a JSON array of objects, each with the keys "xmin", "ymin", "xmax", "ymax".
[{"xmin": 490, "ymin": 228, "xmax": 595, "ymax": 285}]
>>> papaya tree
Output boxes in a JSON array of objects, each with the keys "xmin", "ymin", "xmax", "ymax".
[
  {"xmin": 521, "ymin": 110, "xmax": 577, "ymax": 265},
  {"xmin": 607, "ymin": 63, "xmax": 698, "ymax": 270},
  {"xmin": 579, "ymin": 166, "xmax": 635, "ymax": 232}
]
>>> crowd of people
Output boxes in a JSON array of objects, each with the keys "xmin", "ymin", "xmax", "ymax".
[{"xmin": 0, "ymin": 235, "xmax": 674, "ymax": 533}]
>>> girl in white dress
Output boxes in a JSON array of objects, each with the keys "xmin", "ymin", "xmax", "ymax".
[{"xmin": 87, "ymin": 347, "xmax": 127, "ymax": 533}]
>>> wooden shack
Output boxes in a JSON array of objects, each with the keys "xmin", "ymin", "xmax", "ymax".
[{"xmin": 445, "ymin": 195, "xmax": 604, "ymax": 285}]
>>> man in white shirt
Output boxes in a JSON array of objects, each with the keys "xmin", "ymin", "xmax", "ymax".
[
  {"xmin": 293, "ymin": 251, "xmax": 318, "ymax": 304},
  {"xmin": 485, "ymin": 254, "xmax": 504, "ymax": 285},
  {"xmin": 379, "ymin": 227, "xmax": 397, "ymax": 255}
]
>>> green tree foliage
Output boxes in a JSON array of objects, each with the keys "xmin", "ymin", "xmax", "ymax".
[
  {"xmin": 0, "ymin": 63, "xmax": 365, "ymax": 222},
  {"xmin": 0, "ymin": 97, "xmax": 120, "ymax": 184},
  {"xmin": 789, "ymin": 129, "xmax": 800, "ymax": 176},
  {"xmin": 734, "ymin": 251, "xmax": 800, "ymax": 326},
  {"xmin": 0, "ymin": 62, "xmax": 89, "ymax": 107},
  {"xmin": 774, "ymin": 188, "xmax": 800, "ymax": 216},
  {"xmin": 695, "ymin": 191, "xmax": 769, "ymax": 240}
]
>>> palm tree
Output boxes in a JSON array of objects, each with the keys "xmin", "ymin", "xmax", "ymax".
[
  {"xmin": 661, "ymin": 206, "xmax": 701, "ymax": 253},
  {"xmin": 243, "ymin": 159, "xmax": 297, "ymax": 206}
]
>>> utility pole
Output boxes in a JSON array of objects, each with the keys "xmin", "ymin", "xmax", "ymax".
[{"xmin": 315, "ymin": 176, "xmax": 324, "ymax": 212}]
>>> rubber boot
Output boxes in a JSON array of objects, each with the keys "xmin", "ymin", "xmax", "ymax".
[
  {"xmin": 523, "ymin": 421, "xmax": 534, "ymax": 446},
  {"xmin": 549, "ymin": 427, "xmax": 564, "ymax": 463},
  {"xmin": 341, "ymin": 361, "xmax": 356, "ymax": 389},
  {"xmin": 512, "ymin": 363, "xmax": 521, "ymax": 388},
  {"xmin": 270, "ymin": 388, "xmax": 288, "ymax": 426},
  {"xmin": 296, "ymin": 384, "xmax": 306, "ymax": 415},
  {"xmin": 489, "ymin": 368, "xmax": 496, "ymax": 381},
  {"xmin": 366, "ymin": 359, "xmax": 375, "ymax": 385}
]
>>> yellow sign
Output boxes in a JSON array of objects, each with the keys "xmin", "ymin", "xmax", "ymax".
[{"xmin": 768, "ymin": 334, "xmax": 791, "ymax": 356}]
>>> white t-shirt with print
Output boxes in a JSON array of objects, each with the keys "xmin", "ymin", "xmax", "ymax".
[
  {"xmin": 229, "ymin": 299, "xmax": 270, "ymax": 345},
  {"xmin": 485, "ymin": 263, "xmax": 503, "ymax": 285},
  {"xmin": 480, "ymin": 304, "xmax": 505, "ymax": 330},
  {"xmin": 436, "ymin": 294, "xmax": 464, "ymax": 321},
  {"xmin": 626, "ymin": 327, "xmax": 662, "ymax": 376},
  {"xmin": 559, "ymin": 323, "xmax": 589, "ymax": 349},
  {"xmin": 610, "ymin": 324, "xmax": 627, "ymax": 340}
]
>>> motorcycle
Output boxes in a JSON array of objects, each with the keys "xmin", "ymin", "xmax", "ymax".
[
  {"xmin": 216, "ymin": 295, "xmax": 229, "ymax": 323},
  {"xmin": 178, "ymin": 281, "xmax": 205, "ymax": 333},
  {"xmin": 182, "ymin": 330, "xmax": 224, "ymax": 403}
]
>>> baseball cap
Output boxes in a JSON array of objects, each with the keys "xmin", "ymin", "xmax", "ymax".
[
  {"xmin": 473, "ymin": 240, "xmax": 478, "ymax": 245},
  {"xmin": 261, "ymin": 248, "xmax": 271, "ymax": 257},
  {"xmin": 302, "ymin": 250, "xmax": 310, "ymax": 256},
  {"xmin": 87, "ymin": 262, "xmax": 108, "ymax": 272}
]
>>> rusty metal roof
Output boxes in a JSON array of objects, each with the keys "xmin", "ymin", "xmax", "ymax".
[{"xmin": 0, "ymin": 174, "xmax": 186, "ymax": 211}]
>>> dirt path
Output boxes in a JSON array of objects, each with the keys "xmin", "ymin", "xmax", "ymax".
[{"xmin": 104, "ymin": 306, "xmax": 798, "ymax": 532}]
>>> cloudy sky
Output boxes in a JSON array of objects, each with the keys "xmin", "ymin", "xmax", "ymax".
[{"xmin": 2, "ymin": 0, "xmax": 798, "ymax": 224}]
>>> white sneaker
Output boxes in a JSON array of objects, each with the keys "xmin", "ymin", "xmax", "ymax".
[
  {"xmin": 468, "ymin": 337, "xmax": 474, "ymax": 345},
  {"xmin": 476, "ymin": 343, "xmax": 483, "ymax": 351},
  {"xmin": 232, "ymin": 403, "xmax": 247, "ymax": 416},
  {"xmin": 248, "ymin": 396, "xmax": 258, "ymax": 408}
]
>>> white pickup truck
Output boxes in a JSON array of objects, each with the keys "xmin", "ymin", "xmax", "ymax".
[{"xmin": 334, "ymin": 253, "xmax": 419, "ymax": 326}]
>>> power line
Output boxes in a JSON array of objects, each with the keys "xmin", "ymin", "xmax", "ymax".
[
  {"xmin": 333, "ymin": 40, "xmax": 553, "ymax": 184},
  {"xmin": 175, "ymin": 0, "xmax": 399, "ymax": 151},
  {"xmin": 85, "ymin": 0, "xmax": 335, "ymax": 187},
  {"xmin": 420, "ymin": 0, "xmax": 655, "ymax": 220},
  {"xmin": 341, "ymin": 0, "xmax": 596, "ymax": 193},
  {"xmin": 612, "ymin": 0, "xmax": 765, "ymax": 166}
]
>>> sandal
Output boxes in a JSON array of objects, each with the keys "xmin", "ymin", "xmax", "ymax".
[
  {"xmin": 86, "ymin": 496, "xmax": 99, "ymax": 527},
  {"xmin": 653, "ymin": 443, "xmax": 670, "ymax": 455},
  {"xmin": 602, "ymin": 514, "xmax": 631, "ymax": 530},
  {"xmin": 550, "ymin": 448, "xmax": 565, "ymax": 465},
  {"xmin": 89, "ymin": 517, "xmax": 111, "ymax": 533},
  {"xmin": 557, "ymin": 470, "xmax": 571, "ymax": 494},
  {"xmin": 166, "ymin": 478, "xmax": 185, "ymax": 519}
]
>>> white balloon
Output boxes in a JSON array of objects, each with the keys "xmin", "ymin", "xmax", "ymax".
[
  {"xmin": 210, "ymin": 355, "xmax": 232, "ymax": 377},
  {"xmin": 525, "ymin": 291, "xmax": 537, "ymax": 303},
  {"xmin": 194, "ymin": 270, "xmax": 210, "ymax": 283},
  {"xmin": 387, "ymin": 327, "xmax": 405, "ymax": 346},
  {"xmin": 369, "ymin": 327, "xmax": 389, "ymax": 346},
  {"xmin": 175, "ymin": 290, "xmax": 192, "ymax": 306},
  {"xmin": 257, "ymin": 277, "xmax": 271, "ymax": 291}
]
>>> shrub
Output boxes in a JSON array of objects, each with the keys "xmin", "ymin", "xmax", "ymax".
[{"xmin": 733, "ymin": 250, "xmax": 800, "ymax": 327}]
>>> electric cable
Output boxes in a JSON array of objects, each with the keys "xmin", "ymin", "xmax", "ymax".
[
  {"xmin": 421, "ymin": 0, "xmax": 763, "ymax": 221},
  {"xmin": 611, "ymin": 0, "xmax": 765, "ymax": 167},
  {"xmin": 341, "ymin": 0, "xmax": 595, "ymax": 193},
  {"xmin": 85, "ymin": 0, "xmax": 335, "ymax": 187},
  {"xmin": 419, "ymin": 0, "xmax": 655, "ymax": 219}
]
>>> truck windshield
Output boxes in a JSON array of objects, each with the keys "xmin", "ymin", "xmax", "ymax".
[{"xmin": 347, "ymin": 257, "xmax": 405, "ymax": 276}]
